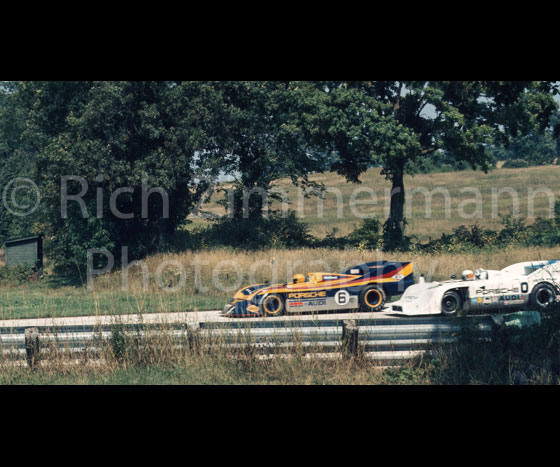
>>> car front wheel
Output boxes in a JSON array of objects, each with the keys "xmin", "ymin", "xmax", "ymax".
[
  {"xmin": 442, "ymin": 291, "xmax": 462, "ymax": 316},
  {"xmin": 259, "ymin": 294, "xmax": 285, "ymax": 317}
]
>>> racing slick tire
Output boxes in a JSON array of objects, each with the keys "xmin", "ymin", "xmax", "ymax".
[
  {"xmin": 259, "ymin": 294, "xmax": 285, "ymax": 317},
  {"xmin": 441, "ymin": 290, "xmax": 462, "ymax": 316},
  {"xmin": 359, "ymin": 285, "xmax": 386, "ymax": 312},
  {"xmin": 529, "ymin": 283, "xmax": 557, "ymax": 311}
]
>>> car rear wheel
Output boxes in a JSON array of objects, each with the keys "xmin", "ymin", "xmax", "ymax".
[
  {"xmin": 260, "ymin": 294, "xmax": 285, "ymax": 317},
  {"xmin": 442, "ymin": 291, "xmax": 462, "ymax": 316},
  {"xmin": 530, "ymin": 283, "xmax": 557, "ymax": 311},
  {"xmin": 359, "ymin": 286, "xmax": 386, "ymax": 312}
]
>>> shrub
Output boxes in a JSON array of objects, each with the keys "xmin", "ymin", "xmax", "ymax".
[
  {"xmin": 424, "ymin": 308, "xmax": 560, "ymax": 384},
  {"xmin": 502, "ymin": 158, "xmax": 530, "ymax": 168},
  {"xmin": 196, "ymin": 210, "xmax": 314, "ymax": 250},
  {"xmin": 346, "ymin": 218, "xmax": 382, "ymax": 249},
  {"xmin": 416, "ymin": 204, "xmax": 560, "ymax": 253},
  {"xmin": 0, "ymin": 265, "xmax": 37, "ymax": 285}
]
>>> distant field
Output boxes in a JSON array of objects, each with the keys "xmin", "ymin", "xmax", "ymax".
[{"xmin": 189, "ymin": 165, "xmax": 560, "ymax": 241}]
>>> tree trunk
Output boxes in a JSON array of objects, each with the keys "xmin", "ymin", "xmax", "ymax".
[
  {"xmin": 232, "ymin": 183, "xmax": 268, "ymax": 219},
  {"xmin": 383, "ymin": 168, "xmax": 407, "ymax": 251}
]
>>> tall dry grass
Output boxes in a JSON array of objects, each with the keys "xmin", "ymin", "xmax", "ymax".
[
  {"xmin": 90, "ymin": 245, "xmax": 560, "ymax": 305},
  {"xmin": 0, "ymin": 324, "xmax": 394, "ymax": 385}
]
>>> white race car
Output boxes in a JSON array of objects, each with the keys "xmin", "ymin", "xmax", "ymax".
[{"xmin": 389, "ymin": 260, "xmax": 560, "ymax": 316}]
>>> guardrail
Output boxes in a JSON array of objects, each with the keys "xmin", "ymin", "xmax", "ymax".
[{"xmin": 0, "ymin": 313, "xmax": 504, "ymax": 367}]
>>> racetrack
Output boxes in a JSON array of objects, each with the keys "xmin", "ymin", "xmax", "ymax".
[{"xmin": 0, "ymin": 308, "xmax": 405, "ymax": 329}]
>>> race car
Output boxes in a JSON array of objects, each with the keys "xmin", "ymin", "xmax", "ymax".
[
  {"xmin": 389, "ymin": 260, "xmax": 560, "ymax": 316},
  {"xmin": 221, "ymin": 261, "xmax": 414, "ymax": 317}
]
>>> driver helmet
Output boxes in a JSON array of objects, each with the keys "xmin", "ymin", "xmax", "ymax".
[
  {"xmin": 293, "ymin": 274, "xmax": 305, "ymax": 284},
  {"xmin": 461, "ymin": 270, "xmax": 474, "ymax": 281}
]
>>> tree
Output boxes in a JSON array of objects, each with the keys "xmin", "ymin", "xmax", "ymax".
[
  {"xmin": 207, "ymin": 81, "xmax": 330, "ymax": 219},
  {"xmin": 315, "ymin": 81, "xmax": 559, "ymax": 250},
  {"xmin": 485, "ymin": 106, "xmax": 560, "ymax": 166},
  {"xmin": 0, "ymin": 82, "xmax": 39, "ymax": 243},
  {"xmin": 26, "ymin": 81, "xmax": 227, "ymax": 271},
  {"xmin": 552, "ymin": 109, "xmax": 560, "ymax": 158}
]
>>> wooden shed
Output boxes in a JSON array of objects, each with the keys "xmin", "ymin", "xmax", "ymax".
[{"xmin": 4, "ymin": 235, "xmax": 43, "ymax": 269}]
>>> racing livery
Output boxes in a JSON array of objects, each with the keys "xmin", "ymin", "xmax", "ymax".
[
  {"xmin": 222, "ymin": 261, "xmax": 414, "ymax": 317},
  {"xmin": 390, "ymin": 260, "xmax": 560, "ymax": 316}
]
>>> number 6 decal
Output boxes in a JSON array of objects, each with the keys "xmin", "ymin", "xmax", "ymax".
[{"xmin": 334, "ymin": 290, "xmax": 350, "ymax": 306}]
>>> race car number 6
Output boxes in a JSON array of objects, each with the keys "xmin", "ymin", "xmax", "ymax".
[{"xmin": 334, "ymin": 290, "xmax": 351, "ymax": 306}]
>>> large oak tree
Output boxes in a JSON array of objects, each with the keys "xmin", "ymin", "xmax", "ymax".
[{"xmin": 315, "ymin": 81, "xmax": 559, "ymax": 250}]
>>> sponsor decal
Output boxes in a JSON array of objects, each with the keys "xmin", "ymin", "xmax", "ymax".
[
  {"xmin": 472, "ymin": 294, "xmax": 528, "ymax": 306},
  {"xmin": 498, "ymin": 294, "xmax": 527, "ymax": 305},
  {"xmin": 393, "ymin": 274, "xmax": 404, "ymax": 280},
  {"xmin": 475, "ymin": 287, "xmax": 520, "ymax": 295},
  {"xmin": 499, "ymin": 294, "xmax": 524, "ymax": 302},
  {"xmin": 322, "ymin": 275, "xmax": 339, "ymax": 281},
  {"xmin": 288, "ymin": 291, "xmax": 327, "ymax": 299},
  {"xmin": 289, "ymin": 299, "xmax": 326, "ymax": 307}
]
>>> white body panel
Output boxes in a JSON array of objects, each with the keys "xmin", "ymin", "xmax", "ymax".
[{"xmin": 389, "ymin": 260, "xmax": 560, "ymax": 316}]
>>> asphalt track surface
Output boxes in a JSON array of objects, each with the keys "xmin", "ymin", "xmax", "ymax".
[{"xmin": 0, "ymin": 308, "xmax": 405, "ymax": 329}]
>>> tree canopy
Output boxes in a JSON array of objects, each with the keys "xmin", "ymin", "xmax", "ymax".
[
  {"xmin": 0, "ymin": 81, "xmax": 558, "ymax": 270},
  {"xmin": 313, "ymin": 81, "xmax": 559, "ymax": 249}
]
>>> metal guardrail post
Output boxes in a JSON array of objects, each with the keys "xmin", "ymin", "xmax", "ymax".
[
  {"xmin": 341, "ymin": 319, "xmax": 359, "ymax": 359},
  {"xmin": 25, "ymin": 327, "xmax": 40, "ymax": 369},
  {"xmin": 187, "ymin": 322, "xmax": 201, "ymax": 352}
]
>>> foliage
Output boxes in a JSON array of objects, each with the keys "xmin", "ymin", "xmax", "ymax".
[
  {"xmin": 415, "ymin": 208, "xmax": 560, "ymax": 254},
  {"xmin": 185, "ymin": 198, "xmax": 560, "ymax": 253},
  {"xmin": 316, "ymin": 82, "xmax": 560, "ymax": 250},
  {"xmin": 416, "ymin": 149, "xmax": 474, "ymax": 173},
  {"xmin": 193, "ymin": 210, "xmax": 314, "ymax": 249},
  {"xmin": 209, "ymin": 81, "xmax": 332, "ymax": 219},
  {"xmin": 0, "ymin": 265, "xmax": 36, "ymax": 285},
  {"xmin": 489, "ymin": 108, "xmax": 560, "ymax": 167},
  {"xmin": 424, "ymin": 309, "xmax": 560, "ymax": 384},
  {"xmin": 343, "ymin": 218, "xmax": 383, "ymax": 250},
  {"xmin": 502, "ymin": 158, "xmax": 530, "ymax": 168},
  {"xmin": 315, "ymin": 218, "xmax": 383, "ymax": 250},
  {"xmin": 24, "ymin": 82, "xmax": 229, "ymax": 271},
  {"xmin": 0, "ymin": 83, "xmax": 39, "ymax": 243},
  {"xmin": 1, "ymin": 81, "xmax": 560, "ymax": 270}
]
